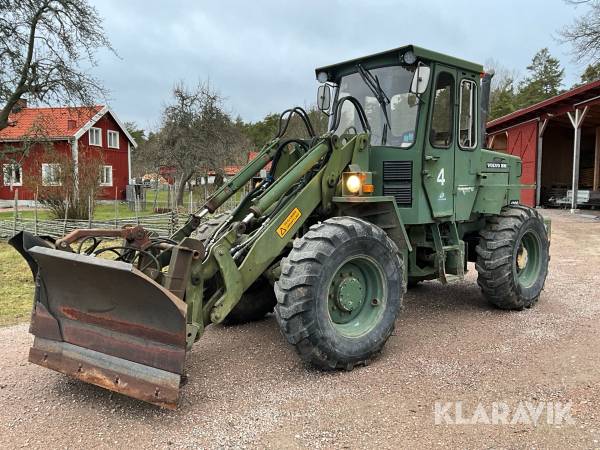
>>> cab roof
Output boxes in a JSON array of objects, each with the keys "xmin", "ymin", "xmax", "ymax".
[{"xmin": 315, "ymin": 45, "xmax": 483, "ymax": 82}]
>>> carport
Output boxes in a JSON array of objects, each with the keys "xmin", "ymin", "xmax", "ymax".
[{"xmin": 486, "ymin": 80, "xmax": 600, "ymax": 210}]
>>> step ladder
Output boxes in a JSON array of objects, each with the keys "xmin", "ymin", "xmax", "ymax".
[{"xmin": 431, "ymin": 221, "xmax": 465, "ymax": 284}]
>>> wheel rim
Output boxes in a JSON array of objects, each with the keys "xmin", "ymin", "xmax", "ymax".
[
  {"xmin": 327, "ymin": 255, "xmax": 386, "ymax": 338},
  {"xmin": 515, "ymin": 230, "xmax": 542, "ymax": 288}
]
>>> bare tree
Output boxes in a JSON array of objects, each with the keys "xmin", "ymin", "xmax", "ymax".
[
  {"xmin": 158, "ymin": 82, "xmax": 244, "ymax": 205},
  {"xmin": 0, "ymin": 0, "xmax": 114, "ymax": 131},
  {"xmin": 559, "ymin": 0, "xmax": 600, "ymax": 62}
]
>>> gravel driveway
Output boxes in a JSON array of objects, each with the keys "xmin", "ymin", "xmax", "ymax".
[{"xmin": 1, "ymin": 209, "xmax": 599, "ymax": 449}]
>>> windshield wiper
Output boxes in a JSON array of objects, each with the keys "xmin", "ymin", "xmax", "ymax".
[{"xmin": 357, "ymin": 64, "xmax": 391, "ymax": 144}]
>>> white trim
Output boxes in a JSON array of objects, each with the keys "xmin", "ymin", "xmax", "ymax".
[
  {"xmin": 486, "ymin": 117, "xmax": 540, "ymax": 137},
  {"xmin": 74, "ymin": 105, "xmax": 138, "ymax": 149},
  {"xmin": 458, "ymin": 79, "xmax": 477, "ymax": 149},
  {"xmin": 41, "ymin": 163, "xmax": 62, "ymax": 186},
  {"xmin": 107, "ymin": 130, "xmax": 120, "ymax": 149},
  {"xmin": 89, "ymin": 126, "xmax": 102, "ymax": 146},
  {"xmin": 100, "ymin": 165, "xmax": 113, "ymax": 186},
  {"xmin": 71, "ymin": 138, "xmax": 79, "ymax": 195},
  {"xmin": 2, "ymin": 163, "xmax": 22, "ymax": 187}
]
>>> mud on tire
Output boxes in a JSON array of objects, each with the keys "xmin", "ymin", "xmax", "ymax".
[{"xmin": 476, "ymin": 205, "xmax": 549, "ymax": 310}]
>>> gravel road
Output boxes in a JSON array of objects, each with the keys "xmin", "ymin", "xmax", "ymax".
[{"xmin": 1, "ymin": 209, "xmax": 599, "ymax": 449}]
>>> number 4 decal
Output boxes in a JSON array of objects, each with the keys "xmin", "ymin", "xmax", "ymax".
[{"xmin": 436, "ymin": 168, "xmax": 446, "ymax": 186}]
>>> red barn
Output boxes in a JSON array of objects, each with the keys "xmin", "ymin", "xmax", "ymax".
[
  {"xmin": 486, "ymin": 80, "xmax": 600, "ymax": 210},
  {"xmin": 0, "ymin": 101, "xmax": 137, "ymax": 205}
]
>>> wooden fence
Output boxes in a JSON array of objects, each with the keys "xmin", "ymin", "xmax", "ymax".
[{"xmin": 0, "ymin": 196, "xmax": 240, "ymax": 241}]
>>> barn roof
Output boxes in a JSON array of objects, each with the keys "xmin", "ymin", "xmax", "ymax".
[
  {"xmin": 487, "ymin": 79, "xmax": 600, "ymax": 132},
  {"xmin": 0, "ymin": 104, "xmax": 138, "ymax": 147}
]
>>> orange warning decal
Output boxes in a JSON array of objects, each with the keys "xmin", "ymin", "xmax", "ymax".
[{"xmin": 276, "ymin": 208, "xmax": 302, "ymax": 238}]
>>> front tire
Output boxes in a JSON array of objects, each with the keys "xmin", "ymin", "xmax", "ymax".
[
  {"xmin": 275, "ymin": 217, "xmax": 404, "ymax": 370},
  {"xmin": 476, "ymin": 206, "xmax": 549, "ymax": 310}
]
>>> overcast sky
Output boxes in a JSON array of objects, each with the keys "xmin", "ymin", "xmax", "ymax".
[{"xmin": 91, "ymin": 0, "xmax": 586, "ymax": 130}]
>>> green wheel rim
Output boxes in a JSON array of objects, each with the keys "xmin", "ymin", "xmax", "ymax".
[
  {"xmin": 516, "ymin": 230, "xmax": 542, "ymax": 288},
  {"xmin": 327, "ymin": 255, "xmax": 386, "ymax": 338}
]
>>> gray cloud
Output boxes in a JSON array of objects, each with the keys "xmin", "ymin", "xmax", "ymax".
[{"xmin": 91, "ymin": 0, "xmax": 580, "ymax": 129}]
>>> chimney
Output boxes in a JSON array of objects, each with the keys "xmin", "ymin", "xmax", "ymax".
[
  {"xmin": 67, "ymin": 119, "xmax": 77, "ymax": 130},
  {"xmin": 11, "ymin": 98, "xmax": 28, "ymax": 113}
]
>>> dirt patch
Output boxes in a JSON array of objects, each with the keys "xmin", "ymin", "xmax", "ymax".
[{"xmin": 0, "ymin": 209, "xmax": 599, "ymax": 449}]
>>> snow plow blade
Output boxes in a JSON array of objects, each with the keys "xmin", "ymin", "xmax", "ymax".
[{"xmin": 23, "ymin": 244, "xmax": 187, "ymax": 409}]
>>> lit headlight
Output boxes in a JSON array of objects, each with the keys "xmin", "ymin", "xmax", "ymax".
[{"xmin": 345, "ymin": 174, "xmax": 362, "ymax": 194}]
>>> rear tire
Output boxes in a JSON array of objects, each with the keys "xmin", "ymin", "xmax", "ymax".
[
  {"xmin": 222, "ymin": 277, "xmax": 276, "ymax": 325},
  {"xmin": 476, "ymin": 206, "xmax": 549, "ymax": 310},
  {"xmin": 196, "ymin": 213, "xmax": 277, "ymax": 324},
  {"xmin": 275, "ymin": 217, "xmax": 404, "ymax": 370}
]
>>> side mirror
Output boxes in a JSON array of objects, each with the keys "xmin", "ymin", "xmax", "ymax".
[
  {"xmin": 410, "ymin": 63, "xmax": 431, "ymax": 95},
  {"xmin": 317, "ymin": 84, "xmax": 331, "ymax": 111}
]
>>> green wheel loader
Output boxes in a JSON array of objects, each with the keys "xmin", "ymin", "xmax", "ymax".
[{"xmin": 11, "ymin": 45, "xmax": 550, "ymax": 408}]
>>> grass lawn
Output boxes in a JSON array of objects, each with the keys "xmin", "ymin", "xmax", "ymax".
[
  {"xmin": 0, "ymin": 187, "xmax": 206, "ymax": 221},
  {"xmin": 0, "ymin": 242, "xmax": 34, "ymax": 326}
]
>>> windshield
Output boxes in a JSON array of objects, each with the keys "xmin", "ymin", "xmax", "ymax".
[{"xmin": 336, "ymin": 65, "xmax": 419, "ymax": 147}]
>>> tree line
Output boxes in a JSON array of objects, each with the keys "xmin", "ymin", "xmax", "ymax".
[
  {"xmin": 4, "ymin": 0, "xmax": 600, "ymax": 214},
  {"xmin": 128, "ymin": 83, "xmax": 328, "ymax": 205},
  {"xmin": 487, "ymin": 48, "xmax": 600, "ymax": 121}
]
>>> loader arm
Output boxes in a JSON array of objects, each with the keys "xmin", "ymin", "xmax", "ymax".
[{"xmin": 185, "ymin": 133, "xmax": 368, "ymax": 339}]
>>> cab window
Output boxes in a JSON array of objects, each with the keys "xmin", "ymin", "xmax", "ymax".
[
  {"xmin": 429, "ymin": 72, "xmax": 454, "ymax": 148},
  {"xmin": 459, "ymin": 79, "xmax": 477, "ymax": 149}
]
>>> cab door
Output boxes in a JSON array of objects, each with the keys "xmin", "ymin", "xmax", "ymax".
[
  {"xmin": 454, "ymin": 75, "xmax": 481, "ymax": 221},
  {"xmin": 422, "ymin": 65, "xmax": 457, "ymax": 218}
]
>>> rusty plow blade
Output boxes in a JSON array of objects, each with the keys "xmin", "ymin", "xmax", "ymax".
[{"xmin": 23, "ymin": 243, "xmax": 187, "ymax": 409}]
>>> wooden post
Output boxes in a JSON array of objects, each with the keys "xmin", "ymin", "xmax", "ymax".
[
  {"xmin": 13, "ymin": 189, "xmax": 18, "ymax": 234},
  {"xmin": 594, "ymin": 127, "xmax": 600, "ymax": 192},
  {"xmin": 567, "ymin": 107, "xmax": 589, "ymax": 212},
  {"xmin": 114, "ymin": 187, "xmax": 118, "ymax": 229},
  {"xmin": 62, "ymin": 196, "xmax": 69, "ymax": 235},
  {"xmin": 135, "ymin": 194, "xmax": 140, "ymax": 225},
  {"xmin": 189, "ymin": 188, "xmax": 193, "ymax": 214},
  {"xmin": 153, "ymin": 174, "xmax": 159, "ymax": 212},
  {"xmin": 34, "ymin": 188, "xmax": 38, "ymax": 235},
  {"xmin": 88, "ymin": 195, "xmax": 92, "ymax": 228}
]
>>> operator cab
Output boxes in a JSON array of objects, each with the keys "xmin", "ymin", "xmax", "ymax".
[{"xmin": 315, "ymin": 45, "xmax": 486, "ymax": 224}]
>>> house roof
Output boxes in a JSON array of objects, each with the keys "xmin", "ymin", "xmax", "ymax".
[
  {"xmin": 487, "ymin": 78, "xmax": 600, "ymax": 131},
  {"xmin": 0, "ymin": 104, "xmax": 138, "ymax": 147},
  {"xmin": 247, "ymin": 151, "xmax": 272, "ymax": 172}
]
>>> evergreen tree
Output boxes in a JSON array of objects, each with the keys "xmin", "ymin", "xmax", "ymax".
[
  {"xmin": 516, "ymin": 48, "xmax": 564, "ymax": 108},
  {"xmin": 489, "ymin": 77, "xmax": 517, "ymax": 120},
  {"xmin": 579, "ymin": 62, "xmax": 600, "ymax": 84}
]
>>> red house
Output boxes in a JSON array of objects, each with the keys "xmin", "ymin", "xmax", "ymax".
[{"xmin": 0, "ymin": 101, "xmax": 137, "ymax": 205}]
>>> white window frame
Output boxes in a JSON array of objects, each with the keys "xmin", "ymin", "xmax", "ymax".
[
  {"xmin": 41, "ymin": 163, "xmax": 62, "ymax": 186},
  {"xmin": 107, "ymin": 130, "xmax": 120, "ymax": 149},
  {"xmin": 3, "ymin": 163, "xmax": 23, "ymax": 187},
  {"xmin": 89, "ymin": 127, "xmax": 102, "ymax": 146},
  {"xmin": 100, "ymin": 165, "xmax": 113, "ymax": 186},
  {"xmin": 458, "ymin": 79, "xmax": 478, "ymax": 150}
]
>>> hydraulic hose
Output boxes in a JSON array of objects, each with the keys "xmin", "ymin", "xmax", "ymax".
[{"xmin": 331, "ymin": 96, "xmax": 371, "ymax": 134}]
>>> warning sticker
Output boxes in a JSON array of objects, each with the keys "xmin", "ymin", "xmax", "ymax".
[{"xmin": 277, "ymin": 208, "xmax": 302, "ymax": 238}]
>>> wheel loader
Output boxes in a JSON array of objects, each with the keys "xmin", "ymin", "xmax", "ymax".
[{"xmin": 10, "ymin": 45, "xmax": 550, "ymax": 409}]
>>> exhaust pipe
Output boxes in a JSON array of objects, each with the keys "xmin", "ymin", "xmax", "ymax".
[{"xmin": 480, "ymin": 70, "xmax": 494, "ymax": 145}]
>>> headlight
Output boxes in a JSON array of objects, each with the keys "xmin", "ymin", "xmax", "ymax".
[
  {"xmin": 403, "ymin": 50, "xmax": 416, "ymax": 65},
  {"xmin": 345, "ymin": 174, "xmax": 362, "ymax": 194},
  {"xmin": 317, "ymin": 71, "xmax": 328, "ymax": 83}
]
